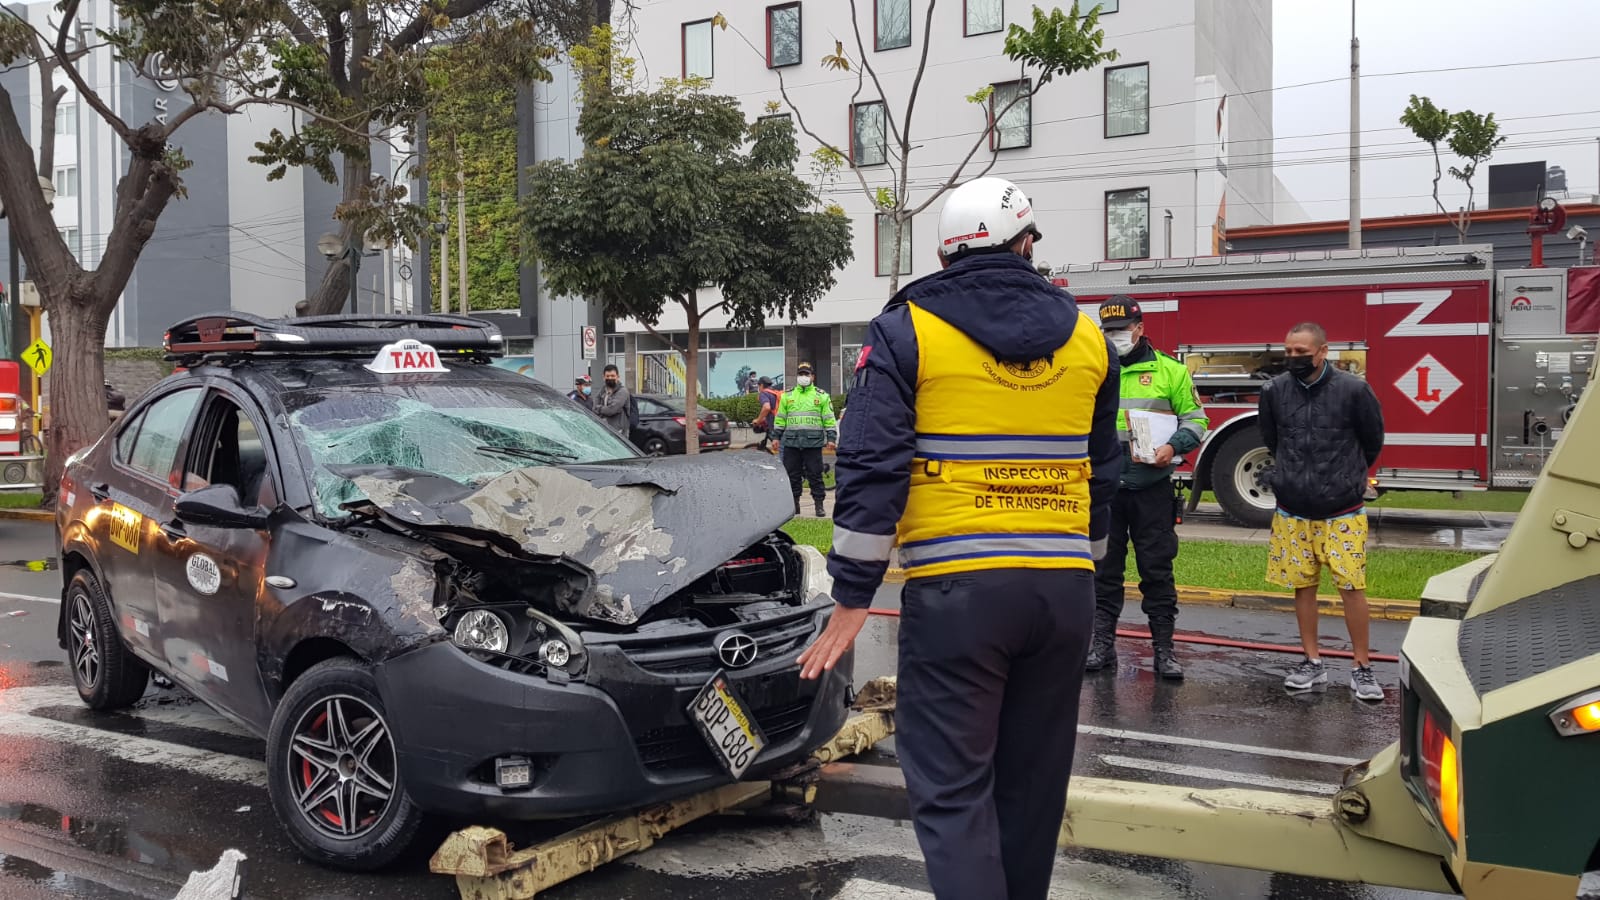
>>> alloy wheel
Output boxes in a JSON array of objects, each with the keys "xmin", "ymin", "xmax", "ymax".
[
  {"xmin": 288, "ymin": 695, "xmax": 397, "ymax": 840},
  {"xmin": 69, "ymin": 593, "xmax": 98, "ymax": 689}
]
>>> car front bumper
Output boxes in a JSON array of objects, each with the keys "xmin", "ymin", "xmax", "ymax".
[{"xmin": 375, "ymin": 623, "xmax": 854, "ymax": 821}]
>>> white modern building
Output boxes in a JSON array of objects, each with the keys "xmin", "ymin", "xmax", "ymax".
[
  {"xmin": 0, "ymin": 0, "xmax": 417, "ymax": 352},
  {"xmin": 571, "ymin": 0, "xmax": 1290, "ymax": 397}
]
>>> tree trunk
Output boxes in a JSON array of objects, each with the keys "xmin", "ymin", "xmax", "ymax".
[
  {"xmin": 888, "ymin": 213, "xmax": 905, "ymax": 297},
  {"xmin": 43, "ymin": 291, "xmax": 110, "ymax": 498},
  {"xmin": 683, "ymin": 305, "xmax": 701, "ymax": 455},
  {"xmin": 303, "ymin": 153, "xmax": 368, "ymax": 315},
  {"xmin": 1430, "ymin": 148, "xmax": 1446, "ymax": 217}
]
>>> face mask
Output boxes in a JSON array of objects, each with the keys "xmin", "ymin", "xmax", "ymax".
[
  {"xmin": 1109, "ymin": 331, "xmax": 1137, "ymax": 357},
  {"xmin": 581, "ymin": 386, "xmax": 591, "ymax": 396},
  {"xmin": 796, "ymin": 375, "xmax": 812, "ymax": 387},
  {"xmin": 605, "ymin": 378, "xmax": 618, "ymax": 388},
  {"xmin": 1285, "ymin": 355, "xmax": 1316, "ymax": 377}
]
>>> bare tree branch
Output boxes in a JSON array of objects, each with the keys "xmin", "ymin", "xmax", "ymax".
[
  {"xmin": 0, "ymin": 1, "xmax": 134, "ymax": 140},
  {"xmin": 390, "ymin": 0, "xmax": 499, "ymax": 51},
  {"xmin": 908, "ymin": 65, "xmax": 1037, "ymax": 217}
]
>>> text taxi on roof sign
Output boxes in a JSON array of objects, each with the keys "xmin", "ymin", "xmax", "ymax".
[{"xmin": 365, "ymin": 339, "xmax": 450, "ymax": 374}]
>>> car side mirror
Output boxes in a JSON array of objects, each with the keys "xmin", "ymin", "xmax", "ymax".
[{"xmin": 175, "ymin": 484, "xmax": 270, "ymax": 530}]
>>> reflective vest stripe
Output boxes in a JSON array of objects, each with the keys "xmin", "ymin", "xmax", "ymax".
[
  {"xmin": 832, "ymin": 526, "xmax": 897, "ymax": 562},
  {"xmin": 914, "ymin": 433, "xmax": 1090, "ymax": 460},
  {"xmin": 899, "ymin": 532, "xmax": 1091, "ymax": 567},
  {"xmin": 1120, "ymin": 397, "xmax": 1173, "ymax": 412}
]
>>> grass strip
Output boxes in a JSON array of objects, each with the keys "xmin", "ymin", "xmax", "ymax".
[
  {"xmin": 1199, "ymin": 489, "xmax": 1525, "ymax": 514},
  {"xmin": 0, "ymin": 492, "xmax": 43, "ymax": 510}
]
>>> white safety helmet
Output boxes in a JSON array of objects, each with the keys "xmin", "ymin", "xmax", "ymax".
[{"xmin": 936, "ymin": 176, "xmax": 1043, "ymax": 260}]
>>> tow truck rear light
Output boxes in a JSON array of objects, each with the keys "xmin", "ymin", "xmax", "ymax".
[
  {"xmin": 1549, "ymin": 688, "xmax": 1600, "ymax": 736},
  {"xmin": 1421, "ymin": 711, "xmax": 1461, "ymax": 840}
]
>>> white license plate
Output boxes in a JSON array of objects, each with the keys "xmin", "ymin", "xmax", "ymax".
[{"xmin": 687, "ymin": 671, "xmax": 767, "ymax": 778}]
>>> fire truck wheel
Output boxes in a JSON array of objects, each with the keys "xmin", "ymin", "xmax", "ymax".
[{"xmin": 1211, "ymin": 425, "xmax": 1276, "ymax": 529}]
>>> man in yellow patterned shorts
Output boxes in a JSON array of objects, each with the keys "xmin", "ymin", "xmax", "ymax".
[{"xmin": 1258, "ymin": 322, "xmax": 1386, "ymax": 700}]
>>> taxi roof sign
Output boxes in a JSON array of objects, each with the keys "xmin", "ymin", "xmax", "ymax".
[{"xmin": 366, "ymin": 339, "xmax": 450, "ymax": 374}]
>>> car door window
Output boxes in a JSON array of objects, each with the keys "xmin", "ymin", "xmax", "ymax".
[
  {"xmin": 183, "ymin": 397, "xmax": 276, "ymax": 507},
  {"xmin": 125, "ymin": 388, "xmax": 202, "ymax": 483},
  {"xmin": 114, "ymin": 410, "xmax": 146, "ymax": 464},
  {"xmin": 638, "ymin": 398, "xmax": 669, "ymax": 415}
]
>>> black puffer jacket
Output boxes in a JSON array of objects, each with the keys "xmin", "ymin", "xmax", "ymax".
[{"xmin": 1258, "ymin": 366, "xmax": 1384, "ymax": 519}]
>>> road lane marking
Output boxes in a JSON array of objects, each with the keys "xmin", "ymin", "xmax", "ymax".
[
  {"xmin": 0, "ymin": 686, "xmax": 265, "ymax": 787},
  {"xmin": 0, "ymin": 590, "xmax": 58, "ymax": 604},
  {"xmin": 1097, "ymin": 754, "xmax": 1334, "ymax": 795},
  {"xmin": 1079, "ymin": 724, "xmax": 1363, "ymax": 766}
]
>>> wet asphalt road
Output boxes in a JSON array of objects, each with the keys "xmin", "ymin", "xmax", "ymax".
[{"xmin": 0, "ymin": 517, "xmax": 1590, "ymax": 899}]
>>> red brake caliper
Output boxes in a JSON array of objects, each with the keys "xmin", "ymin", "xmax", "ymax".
[{"xmin": 302, "ymin": 711, "xmax": 343, "ymax": 827}]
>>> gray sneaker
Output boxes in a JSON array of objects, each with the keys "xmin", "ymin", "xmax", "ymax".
[
  {"xmin": 1283, "ymin": 657, "xmax": 1328, "ymax": 691},
  {"xmin": 1350, "ymin": 665, "xmax": 1384, "ymax": 701}
]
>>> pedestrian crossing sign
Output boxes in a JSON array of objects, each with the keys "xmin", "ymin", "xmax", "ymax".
[{"xmin": 24, "ymin": 338, "xmax": 50, "ymax": 376}]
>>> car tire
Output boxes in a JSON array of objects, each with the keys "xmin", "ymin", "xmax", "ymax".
[
  {"xmin": 66, "ymin": 570, "xmax": 149, "ymax": 710},
  {"xmin": 642, "ymin": 437, "xmax": 668, "ymax": 456},
  {"xmin": 265, "ymin": 658, "xmax": 424, "ymax": 871},
  {"xmin": 1210, "ymin": 424, "xmax": 1276, "ymax": 529}
]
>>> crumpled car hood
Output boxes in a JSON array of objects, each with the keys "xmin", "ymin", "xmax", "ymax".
[{"xmin": 342, "ymin": 453, "xmax": 796, "ymax": 625}]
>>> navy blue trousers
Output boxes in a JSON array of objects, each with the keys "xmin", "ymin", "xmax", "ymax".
[{"xmin": 896, "ymin": 567, "xmax": 1095, "ymax": 900}]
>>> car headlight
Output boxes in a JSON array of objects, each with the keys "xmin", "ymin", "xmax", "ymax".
[
  {"xmin": 453, "ymin": 609, "xmax": 510, "ymax": 653},
  {"xmin": 792, "ymin": 543, "xmax": 835, "ymax": 603},
  {"xmin": 526, "ymin": 607, "xmax": 586, "ymax": 675}
]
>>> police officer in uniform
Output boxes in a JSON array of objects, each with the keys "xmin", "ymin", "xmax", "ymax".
[
  {"xmin": 797, "ymin": 176, "xmax": 1122, "ymax": 900},
  {"xmin": 1087, "ymin": 297, "xmax": 1208, "ymax": 679}
]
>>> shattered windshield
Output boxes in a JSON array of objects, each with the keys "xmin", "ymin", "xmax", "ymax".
[{"xmin": 284, "ymin": 381, "xmax": 636, "ymax": 518}]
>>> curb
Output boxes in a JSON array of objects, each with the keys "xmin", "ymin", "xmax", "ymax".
[
  {"xmin": 0, "ymin": 507, "xmax": 51, "ymax": 523},
  {"xmin": 880, "ymin": 568, "xmax": 1418, "ymax": 621}
]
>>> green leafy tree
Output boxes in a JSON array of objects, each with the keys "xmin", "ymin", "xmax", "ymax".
[
  {"xmin": 1446, "ymin": 110, "xmax": 1506, "ymax": 242},
  {"xmin": 522, "ymin": 33, "xmax": 854, "ymax": 453},
  {"xmin": 423, "ymin": 44, "xmax": 523, "ymax": 311},
  {"xmin": 1399, "ymin": 96, "xmax": 1506, "ymax": 243},
  {"xmin": 719, "ymin": 1, "xmax": 1118, "ymax": 294},
  {"xmin": 1399, "ymin": 94, "xmax": 1451, "ymax": 218}
]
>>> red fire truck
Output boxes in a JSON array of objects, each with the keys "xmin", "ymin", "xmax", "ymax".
[
  {"xmin": 0, "ymin": 359, "xmax": 44, "ymax": 491},
  {"xmin": 1053, "ymin": 243, "xmax": 1600, "ymax": 527}
]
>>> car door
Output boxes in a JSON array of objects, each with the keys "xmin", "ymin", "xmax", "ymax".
[
  {"xmin": 150, "ymin": 389, "xmax": 278, "ymax": 728},
  {"xmin": 90, "ymin": 386, "xmax": 204, "ymax": 665}
]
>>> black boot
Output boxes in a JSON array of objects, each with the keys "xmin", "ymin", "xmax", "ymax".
[
  {"xmin": 1084, "ymin": 610, "xmax": 1118, "ymax": 672},
  {"xmin": 792, "ymin": 495, "xmax": 801, "ymax": 516},
  {"xmin": 814, "ymin": 500, "xmax": 827, "ymax": 518},
  {"xmin": 1150, "ymin": 621, "xmax": 1184, "ymax": 680}
]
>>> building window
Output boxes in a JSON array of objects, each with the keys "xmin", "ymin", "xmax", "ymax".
[
  {"xmin": 1093, "ymin": 0, "xmax": 1118, "ymax": 11},
  {"xmin": 990, "ymin": 79, "xmax": 1031, "ymax": 150},
  {"xmin": 53, "ymin": 166, "xmax": 77, "ymax": 199},
  {"xmin": 767, "ymin": 3, "xmax": 801, "ymax": 68},
  {"xmin": 875, "ymin": 0, "xmax": 911, "ymax": 50},
  {"xmin": 875, "ymin": 215, "xmax": 912, "ymax": 276},
  {"xmin": 58, "ymin": 227, "xmax": 79, "ymax": 261},
  {"xmin": 965, "ymin": 0, "xmax": 1003, "ymax": 35},
  {"xmin": 55, "ymin": 103, "xmax": 75, "ymax": 136},
  {"xmin": 1106, "ymin": 188, "xmax": 1150, "ymax": 260},
  {"xmin": 851, "ymin": 101, "xmax": 887, "ymax": 167},
  {"xmin": 1105, "ymin": 63, "xmax": 1149, "ymax": 138},
  {"xmin": 682, "ymin": 19, "xmax": 714, "ymax": 79}
]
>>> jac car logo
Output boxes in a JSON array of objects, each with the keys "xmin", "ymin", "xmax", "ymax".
[{"xmin": 716, "ymin": 633, "xmax": 759, "ymax": 669}]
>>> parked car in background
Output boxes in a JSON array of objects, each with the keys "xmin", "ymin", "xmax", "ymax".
[{"xmin": 630, "ymin": 394, "xmax": 730, "ymax": 455}]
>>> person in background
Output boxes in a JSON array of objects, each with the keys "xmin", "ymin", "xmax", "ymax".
[
  {"xmin": 1260, "ymin": 321, "xmax": 1386, "ymax": 701},
  {"xmin": 567, "ymin": 374, "xmax": 592, "ymax": 406},
  {"xmin": 771, "ymin": 361, "xmax": 836, "ymax": 517},
  {"xmin": 797, "ymin": 176, "xmax": 1121, "ymax": 900},
  {"xmin": 752, "ymin": 376, "xmax": 781, "ymax": 454},
  {"xmin": 1086, "ymin": 296, "xmax": 1209, "ymax": 680},
  {"xmin": 594, "ymin": 364, "xmax": 632, "ymax": 437}
]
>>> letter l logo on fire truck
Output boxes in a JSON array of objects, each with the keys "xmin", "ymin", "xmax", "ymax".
[{"xmin": 1394, "ymin": 354, "xmax": 1462, "ymax": 415}]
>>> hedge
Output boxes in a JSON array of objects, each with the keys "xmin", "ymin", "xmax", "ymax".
[{"xmin": 698, "ymin": 392, "xmax": 848, "ymax": 425}]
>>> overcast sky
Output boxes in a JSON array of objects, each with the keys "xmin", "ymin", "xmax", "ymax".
[{"xmin": 1272, "ymin": 0, "xmax": 1600, "ymax": 223}]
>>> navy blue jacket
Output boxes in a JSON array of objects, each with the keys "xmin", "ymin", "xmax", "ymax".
[{"xmin": 826, "ymin": 253, "xmax": 1124, "ymax": 608}]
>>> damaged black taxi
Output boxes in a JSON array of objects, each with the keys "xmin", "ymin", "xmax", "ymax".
[{"xmin": 54, "ymin": 313, "xmax": 853, "ymax": 870}]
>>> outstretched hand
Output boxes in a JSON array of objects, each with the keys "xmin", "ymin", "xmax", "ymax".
[{"xmin": 797, "ymin": 606, "xmax": 870, "ymax": 680}]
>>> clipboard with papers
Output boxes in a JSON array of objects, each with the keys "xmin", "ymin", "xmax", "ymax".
[{"xmin": 1127, "ymin": 409, "xmax": 1179, "ymax": 464}]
